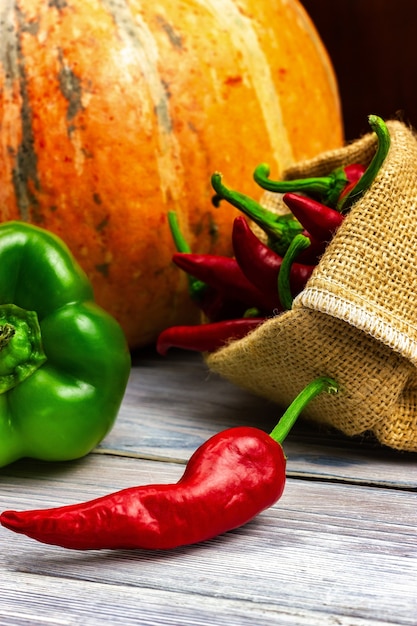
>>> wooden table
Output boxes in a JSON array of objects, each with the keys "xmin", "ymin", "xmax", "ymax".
[{"xmin": 1, "ymin": 349, "xmax": 416, "ymax": 625}]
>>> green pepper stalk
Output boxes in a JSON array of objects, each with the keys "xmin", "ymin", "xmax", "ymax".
[
  {"xmin": 277, "ymin": 234, "xmax": 312, "ymax": 310},
  {"xmin": 269, "ymin": 376, "xmax": 339, "ymax": 443},
  {"xmin": 167, "ymin": 210, "xmax": 207, "ymax": 301},
  {"xmin": 0, "ymin": 221, "xmax": 131, "ymax": 467},
  {"xmin": 337, "ymin": 114, "xmax": 391, "ymax": 212},
  {"xmin": 253, "ymin": 163, "xmax": 350, "ymax": 208},
  {"xmin": 211, "ymin": 172, "xmax": 303, "ymax": 256}
]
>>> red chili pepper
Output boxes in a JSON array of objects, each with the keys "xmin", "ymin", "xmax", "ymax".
[
  {"xmin": 167, "ymin": 210, "xmax": 245, "ymax": 322},
  {"xmin": 232, "ymin": 217, "xmax": 314, "ymax": 303},
  {"xmin": 282, "ymin": 193, "xmax": 345, "ymax": 243},
  {"xmin": 192, "ymin": 286, "xmax": 248, "ymax": 322},
  {"xmin": 156, "ymin": 317, "xmax": 265, "ymax": 355},
  {"xmin": 172, "ymin": 253, "xmax": 280, "ymax": 313},
  {"xmin": 255, "ymin": 115, "xmax": 391, "ymax": 214},
  {"xmin": 337, "ymin": 162, "xmax": 371, "ymax": 203},
  {"xmin": 0, "ymin": 377, "xmax": 338, "ymax": 551}
]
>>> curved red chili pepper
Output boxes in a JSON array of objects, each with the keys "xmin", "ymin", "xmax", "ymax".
[
  {"xmin": 211, "ymin": 172, "xmax": 324, "ymax": 264},
  {"xmin": 0, "ymin": 426, "xmax": 285, "ymax": 550},
  {"xmin": 172, "ymin": 253, "xmax": 280, "ymax": 313},
  {"xmin": 282, "ymin": 193, "xmax": 345, "ymax": 243},
  {"xmin": 0, "ymin": 378, "xmax": 338, "ymax": 551},
  {"xmin": 156, "ymin": 317, "xmax": 266, "ymax": 355},
  {"xmin": 232, "ymin": 217, "xmax": 314, "ymax": 302},
  {"xmin": 254, "ymin": 119, "xmax": 392, "ymax": 213}
]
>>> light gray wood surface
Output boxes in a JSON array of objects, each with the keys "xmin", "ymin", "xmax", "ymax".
[{"xmin": 0, "ymin": 349, "xmax": 416, "ymax": 625}]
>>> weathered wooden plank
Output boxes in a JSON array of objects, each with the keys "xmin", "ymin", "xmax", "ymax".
[
  {"xmin": 0, "ymin": 573, "xmax": 409, "ymax": 626},
  {"xmin": 97, "ymin": 350, "xmax": 417, "ymax": 488},
  {"xmin": 1, "ymin": 455, "xmax": 416, "ymax": 625}
]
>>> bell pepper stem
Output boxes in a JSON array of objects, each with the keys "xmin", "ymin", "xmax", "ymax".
[
  {"xmin": 278, "ymin": 234, "xmax": 311, "ymax": 310},
  {"xmin": 0, "ymin": 304, "xmax": 47, "ymax": 393},
  {"xmin": 270, "ymin": 377, "xmax": 339, "ymax": 444},
  {"xmin": 338, "ymin": 114, "xmax": 390, "ymax": 212},
  {"xmin": 0, "ymin": 325, "xmax": 15, "ymax": 350}
]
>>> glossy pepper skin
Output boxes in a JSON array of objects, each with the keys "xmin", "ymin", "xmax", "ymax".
[
  {"xmin": 0, "ymin": 427, "xmax": 285, "ymax": 550},
  {"xmin": 282, "ymin": 193, "xmax": 345, "ymax": 243},
  {"xmin": 156, "ymin": 318, "xmax": 265, "ymax": 355},
  {"xmin": 0, "ymin": 221, "xmax": 131, "ymax": 467},
  {"xmin": 231, "ymin": 216, "xmax": 314, "ymax": 301},
  {"xmin": 172, "ymin": 253, "xmax": 281, "ymax": 313}
]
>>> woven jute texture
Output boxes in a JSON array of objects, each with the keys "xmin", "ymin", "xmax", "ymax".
[{"xmin": 206, "ymin": 120, "xmax": 417, "ymax": 452}]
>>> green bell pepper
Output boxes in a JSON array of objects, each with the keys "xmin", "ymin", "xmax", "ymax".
[{"xmin": 0, "ymin": 221, "xmax": 131, "ymax": 467}]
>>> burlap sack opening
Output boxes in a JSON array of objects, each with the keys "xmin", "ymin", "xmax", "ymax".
[{"xmin": 206, "ymin": 120, "xmax": 417, "ymax": 452}]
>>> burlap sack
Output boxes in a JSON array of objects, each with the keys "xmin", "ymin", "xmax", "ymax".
[{"xmin": 206, "ymin": 120, "xmax": 417, "ymax": 452}]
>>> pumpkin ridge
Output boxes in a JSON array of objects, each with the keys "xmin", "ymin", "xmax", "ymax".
[
  {"xmin": 101, "ymin": 0, "xmax": 185, "ymax": 206},
  {"xmin": 195, "ymin": 0, "xmax": 294, "ymax": 170},
  {"xmin": 11, "ymin": 5, "xmax": 41, "ymax": 222}
]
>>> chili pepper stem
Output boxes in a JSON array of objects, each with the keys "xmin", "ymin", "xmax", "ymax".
[
  {"xmin": 269, "ymin": 377, "xmax": 339, "ymax": 445},
  {"xmin": 337, "ymin": 115, "xmax": 390, "ymax": 212},
  {"xmin": 278, "ymin": 234, "xmax": 311, "ymax": 310},
  {"xmin": 253, "ymin": 163, "xmax": 337, "ymax": 196},
  {"xmin": 167, "ymin": 211, "xmax": 207, "ymax": 300},
  {"xmin": 253, "ymin": 164, "xmax": 349, "ymax": 207},
  {"xmin": 167, "ymin": 211, "xmax": 191, "ymax": 253},
  {"xmin": 211, "ymin": 172, "xmax": 302, "ymax": 245}
]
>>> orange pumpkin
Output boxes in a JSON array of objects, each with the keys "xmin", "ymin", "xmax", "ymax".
[{"xmin": 0, "ymin": 0, "xmax": 343, "ymax": 348}]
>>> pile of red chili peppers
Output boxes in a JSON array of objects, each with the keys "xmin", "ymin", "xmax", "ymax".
[{"xmin": 157, "ymin": 114, "xmax": 390, "ymax": 355}]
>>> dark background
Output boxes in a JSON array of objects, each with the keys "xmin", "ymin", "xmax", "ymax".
[{"xmin": 301, "ymin": 0, "xmax": 417, "ymax": 140}]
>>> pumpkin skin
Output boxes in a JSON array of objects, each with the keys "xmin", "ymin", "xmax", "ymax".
[{"xmin": 0, "ymin": 0, "xmax": 343, "ymax": 348}]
